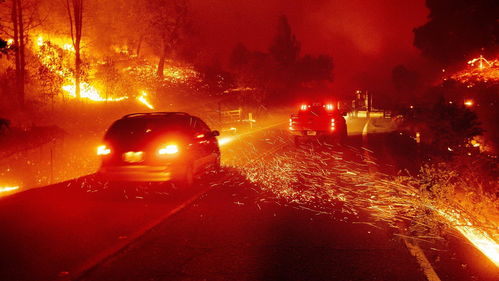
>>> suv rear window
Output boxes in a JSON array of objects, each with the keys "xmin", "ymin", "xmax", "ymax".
[
  {"xmin": 105, "ymin": 116, "xmax": 193, "ymax": 140},
  {"xmin": 299, "ymin": 106, "xmax": 328, "ymax": 117}
]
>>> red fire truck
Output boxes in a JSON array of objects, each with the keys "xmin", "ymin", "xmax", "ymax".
[{"xmin": 289, "ymin": 103, "xmax": 347, "ymax": 145}]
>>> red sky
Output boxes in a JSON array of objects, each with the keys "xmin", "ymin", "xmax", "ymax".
[{"xmin": 190, "ymin": 0, "xmax": 429, "ymax": 96}]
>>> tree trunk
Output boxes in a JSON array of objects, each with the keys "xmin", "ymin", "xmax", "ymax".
[
  {"xmin": 11, "ymin": 0, "xmax": 23, "ymax": 108},
  {"xmin": 67, "ymin": 0, "xmax": 83, "ymax": 99},
  {"xmin": 74, "ymin": 0, "xmax": 82, "ymax": 99},
  {"xmin": 16, "ymin": 0, "xmax": 25, "ymax": 107},
  {"xmin": 75, "ymin": 45, "xmax": 81, "ymax": 98},
  {"xmin": 157, "ymin": 42, "xmax": 167, "ymax": 79},
  {"xmin": 136, "ymin": 33, "xmax": 144, "ymax": 57}
]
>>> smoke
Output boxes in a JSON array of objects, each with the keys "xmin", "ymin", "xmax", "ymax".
[{"xmin": 190, "ymin": 0, "xmax": 429, "ymax": 96}]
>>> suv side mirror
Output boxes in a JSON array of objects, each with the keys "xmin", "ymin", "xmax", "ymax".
[{"xmin": 211, "ymin": 130, "xmax": 220, "ymax": 137}]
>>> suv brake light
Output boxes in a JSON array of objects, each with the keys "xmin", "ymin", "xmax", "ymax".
[
  {"xmin": 158, "ymin": 144, "xmax": 179, "ymax": 155},
  {"xmin": 97, "ymin": 145, "xmax": 111, "ymax": 155}
]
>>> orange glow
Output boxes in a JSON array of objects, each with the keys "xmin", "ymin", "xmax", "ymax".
[
  {"xmin": 464, "ymin": 99, "xmax": 474, "ymax": 107},
  {"xmin": 158, "ymin": 144, "xmax": 179, "ymax": 155},
  {"xmin": 218, "ymin": 137, "xmax": 234, "ymax": 146},
  {"xmin": 97, "ymin": 145, "xmax": 111, "ymax": 156},
  {"xmin": 0, "ymin": 186, "xmax": 20, "ymax": 193}
]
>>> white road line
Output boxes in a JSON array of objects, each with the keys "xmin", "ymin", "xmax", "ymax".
[
  {"xmin": 360, "ymin": 119, "xmax": 441, "ymax": 281},
  {"xmin": 68, "ymin": 185, "xmax": 213, "ymax": 281},
  {"xmin": 404, "ymin": 239, "xmax": 442, "ymax": 281}
]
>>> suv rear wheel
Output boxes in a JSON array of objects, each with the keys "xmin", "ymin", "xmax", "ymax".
[{"xmin": 174, "ymin": 163, "xmax": 194, "ymax": 188}]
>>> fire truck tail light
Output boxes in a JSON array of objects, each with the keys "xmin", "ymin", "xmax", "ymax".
[
  {"xmin": 326, "ymin": 104, "xmax": 334, "ymax": 110},
  {"xmin": 300, "ymin": 104, "xmax": 308, "ymax": 111},
  {"xmin": 330, "ymin": 118, "xmax": 336, "ymax": 131}
]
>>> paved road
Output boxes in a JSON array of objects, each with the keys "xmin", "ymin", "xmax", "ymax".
[{"xmin": 0, "ymin": 124, "xmax": 497, "ymax": 281}]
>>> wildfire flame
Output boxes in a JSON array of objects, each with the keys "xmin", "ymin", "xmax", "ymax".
[
  {"xmin": 0, "ymin": 185, "xmax": 20, "ymax": 197},
  {"xmin": 437, "ymin": 207, "xmax": 499, "ymax": 267},
  {"xmin": 450, "ymin": 55, "xmax": 499, "ymax": 86},
  {"xmin": 137, "ymin": 91, "xmax": 154, "ymax": 109},
  {"xmin": 35, "ymin": 34, "xmax": 146, "ymax": 104},
  {"xmin": 62, "ymin": 83, "xmax": 128, "ymax": 102}
]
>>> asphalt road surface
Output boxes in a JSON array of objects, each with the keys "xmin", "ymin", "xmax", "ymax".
[{"xmin": 0, "ymin": 123, "xmax": 497, "ymax": 281}]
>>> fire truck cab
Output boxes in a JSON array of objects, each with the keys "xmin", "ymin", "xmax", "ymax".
[{"xmin": 289, "ymin": 103, "xmax": 347, "ymax": 145}]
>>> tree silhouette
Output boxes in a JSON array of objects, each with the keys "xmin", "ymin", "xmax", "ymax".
[
  {"xmin": 146, "ymin": 0, "xmax": 188, "ymax": 78},
  {"xmin": 0, "ymin": 38, "xmax": 7, "ymax": 55},
  {"xmin": 392, "ymin": 65, "xmax": 420, "ymax": 103},
  {"xmin": 66, "ymin": 0, "xmax": 84, "ymax": 99},
  {"xmin": 269, "ymin": 15, "xmax": 300, "ymax": 67},
  {"xmin": 414, "ymin": 0, "xmax": 498, "ymax": 64}
]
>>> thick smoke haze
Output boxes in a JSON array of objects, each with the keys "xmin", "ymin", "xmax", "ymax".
[{"xmin": 190, "ymin": 0, "xmax": 429, "ymax": 97}]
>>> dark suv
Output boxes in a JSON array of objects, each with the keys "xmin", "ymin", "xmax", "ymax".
[{"xmin": 97, "ymin": 112, "xmax": 221, "ymax": 187}]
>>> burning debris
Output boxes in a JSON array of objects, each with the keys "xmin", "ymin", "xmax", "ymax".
[{"xmin": 449, "ymin": 55, "xmax": 499, "ymax": 87}]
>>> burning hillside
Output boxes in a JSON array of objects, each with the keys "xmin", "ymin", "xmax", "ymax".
[{"xmin": 449, "ymin": 55, "xmax": 499, "ymax": 87}]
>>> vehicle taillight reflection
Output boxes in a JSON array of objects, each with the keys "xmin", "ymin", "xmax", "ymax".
[
  {"xmin": 158, "ymin": 144, "xmax": 179, "ymax": 155},
  {"xmin": 97, "ymin": 145, "xmax": 111, "ymax": 155}
]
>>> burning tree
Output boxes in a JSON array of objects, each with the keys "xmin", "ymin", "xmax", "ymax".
[
  {"xmin": 65, "ymin": 0, "xmax": 83, "ymax": 99},
  {"xmin": 0, "ymin": 0, "xmax": 40, "ymax": 107},
  {"xmin": 146, "ymin": 0, "xmax": 189, "ymax": 79}
]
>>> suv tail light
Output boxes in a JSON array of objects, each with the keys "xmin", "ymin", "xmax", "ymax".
[
  {"xmin": 97, "ymin": 145, "xmax": 111, "ymax": 155},
  {"xmin": 158, "ymin": 144, "xmax": 179, "ymax": 155}
]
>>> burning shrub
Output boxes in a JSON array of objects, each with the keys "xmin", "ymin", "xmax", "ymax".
[{"xmin": 397, "ymin": 153, "xmax": 498, "ymax": 240}]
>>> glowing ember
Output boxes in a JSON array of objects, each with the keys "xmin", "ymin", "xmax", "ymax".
[
  {"xmin": 222, "ymin": 133, "xmax": 498, "ymax": 268},
  {"xmin": 464, "ymin": 99, "xmax": 474, "ymax": 107},
  {"xmin": 137, "ymin": 91, "xmax": 154, "ymax": 109}
]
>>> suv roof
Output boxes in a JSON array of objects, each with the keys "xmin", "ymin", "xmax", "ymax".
[{"xmin": 121, "ymin": 112, "xmax": 191, "ymax": 119}]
